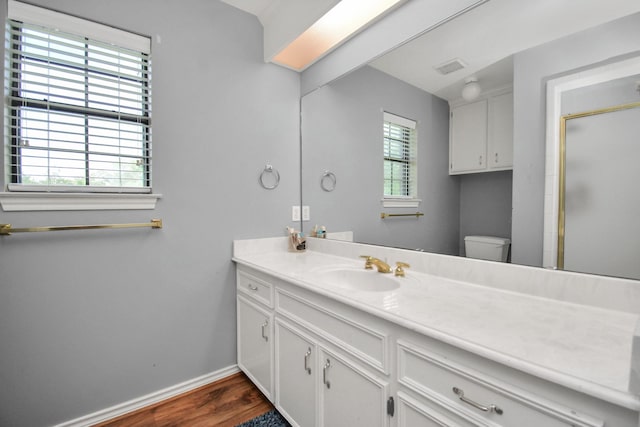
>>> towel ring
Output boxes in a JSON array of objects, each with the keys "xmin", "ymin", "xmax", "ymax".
[
  {"xmin": 320, "ymin": 171, "xmax": 336, "ymax": 192},
  {"xmin": 259, "ymin": 164, "xmax": 280, "ymax": 190}
]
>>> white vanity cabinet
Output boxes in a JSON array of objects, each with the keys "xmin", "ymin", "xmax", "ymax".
[
  {"xmin": 449, "ymin": 90, "xmax": 513, "ymax": 174},
  {"xmin": 238, "ymin": 264, "xmax": 391, "ymax": 427},
  {"xmin": 319, "ymin": 347, "xmax": 389, "ymax": 427},
  {"xmin": 275, "ymin": 319, "xmax": 317, "ymax": 427},
  {"xmin": 275, "ymin": 282, "xmax": 391, "ymax": 427},
  {"xmin": 235, "ymin": 260, "xmax": 639, "ymax": 427},
  {"xmin": 275, "ymin": 317, "xmax": 390, "ymax": 427},
  {"xmin": 236, "ymin": 271, "xmax": 274, "ymax": 401},
  {"xmin": 396, "ymin": 339, "xmax": 604, "ymax": 427}
]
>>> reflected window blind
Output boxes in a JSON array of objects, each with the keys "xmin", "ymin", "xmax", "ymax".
[
  {"xmin": 6, "ymin": 3, "xmax": 152, "ymax": 193},
  {"xmin": 383, "ymin": 112, "xmax": 417, "ymax": 198}
]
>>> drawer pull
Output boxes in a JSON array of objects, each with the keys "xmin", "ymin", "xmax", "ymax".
[
  {"xmin": 261, "ymin": 320, "xmax": 269, "ymax": 342},
  {"xmin": 247, "ymin": 283, "xmax": 259, "ymax": 291},
  {"xmin": 452, "ymin": 387, "xmax": 503, "ymax": 415},
  {"xmin": 304, "ymin": 348, "xmax": 312, "ymax": 375},
  {"xmin": 323, "ymin": 359, "xmax": 331, "ymax": 389}
]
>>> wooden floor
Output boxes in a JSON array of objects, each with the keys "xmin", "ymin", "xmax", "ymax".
[{"xmin": 94, "ymin": 372, "xmax": 273, "ymax": 427}]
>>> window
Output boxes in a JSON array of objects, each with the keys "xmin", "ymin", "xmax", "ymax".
[
  {"xmin": 5, "ymin": 1, "xmax": 151, "ymax": 194},
  {"xmin": 383, "ymin": 112, "xmax": 417, "ymax": 205}
]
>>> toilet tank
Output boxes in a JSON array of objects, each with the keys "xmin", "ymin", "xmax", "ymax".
[{"xmin": 464, "ymin": 235, "xmax": 511, "ymax": 262}]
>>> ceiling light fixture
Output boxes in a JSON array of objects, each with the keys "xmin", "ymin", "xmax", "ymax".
[
  {"xmin": 273, "ymin": 0, "xmax": 405, "ymax": 71},
  {"xmin": 461, "ymin": 77, "xmax": 481, "ymax": 101}
]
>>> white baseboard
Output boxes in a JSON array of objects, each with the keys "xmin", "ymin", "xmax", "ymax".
[{"xmin": 54, "ymin": 364, "xmax": 240, "ymax": 427}]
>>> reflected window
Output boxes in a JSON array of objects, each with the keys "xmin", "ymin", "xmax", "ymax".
[
  {"xmin": 6, "ymin": 6, "xmax": 152, "ymax": 193},
  {"xmin": 383, "ymin": 112, "xmax": 417, "ymax": 199}
]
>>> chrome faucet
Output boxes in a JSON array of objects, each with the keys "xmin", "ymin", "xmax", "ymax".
[{"xmin": 360, "ymin": 255, "xmax": 392, "ymax": 273}]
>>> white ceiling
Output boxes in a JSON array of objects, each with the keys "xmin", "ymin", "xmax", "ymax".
[
  {"xmin": 219, "ymin": 0, "xmax": 274, "ymax": 22},
  {"xmin": 221, "ymin": 0, "xmax": 640, "ymax": 101},
  {"xmin": 370, "ymin": 0, "xmax": 640, "ymax": 101}
]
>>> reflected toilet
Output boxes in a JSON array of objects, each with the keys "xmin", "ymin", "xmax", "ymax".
[{"xmin": 464, "ymin": 235, "xmax": 511, "ymax": 262}]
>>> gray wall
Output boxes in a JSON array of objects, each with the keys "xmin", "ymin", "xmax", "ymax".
[
  {"xmin": 0, "ymin": 1, "xmax": 300, "ymax": 426},
  {"xmin": 302, "ymin": 66, "xmax": 460, "ymax": 253},
  {"xmin": 562, "ymin": 74, "xmax": 640, "ymax": 113},
  {"xmin": 459, "ymin": 171, "xmax": 512, "ymax": 256},
  {"xmin": 511, "ymin": 12, "xmax": 640, "ymax": 266}
]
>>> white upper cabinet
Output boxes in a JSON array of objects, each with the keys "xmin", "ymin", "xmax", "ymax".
[
  {"xmin": 449, "ymin": 100, "xmax": 488, "ymax": 173},
  {"xmin": 487, "ymin": 91, "xmax": 514, "ymax": 169},
  {"xmin": 449, "ymin": 90, "xmax": 513, "ymax": 175}
]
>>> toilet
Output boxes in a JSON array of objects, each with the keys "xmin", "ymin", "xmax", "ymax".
[{"xmin": 464, "ymin": 235, "xmax": 511, "ymax": 262}]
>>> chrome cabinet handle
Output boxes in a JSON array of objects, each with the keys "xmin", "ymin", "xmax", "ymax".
[
  {"xmin": 247, "ymin": 283, "xmax": 258, "ymax": 291},
  {"xmin": 494, "ymin": 152, "xmax": 499, "ymax": 163},
  {"xmin": 323, "ymin": 359, "xmax": 331, "ymax": 389},
  {"xmin": 452, "ymin": 387, "xmax": 503, "ymax": 415},
  {"xmin": 479, "ymin": 155, "xmax": 483, "ymax": 165},
  {"xmin": 304, "ymin": 348, "xmax": 312, "ymax": 375},
  {"xmin": 261, "ymin": 320, "xmax": 269, "ymax": 342}
]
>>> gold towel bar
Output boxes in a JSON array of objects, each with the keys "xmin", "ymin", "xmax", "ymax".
[
  {"xmin": 0, "ymin": 219, "xmax": 163, "ymax": 236},
  {"xmin": 380, "ymin": 212, "xmax": 424, "ymax": 219}
]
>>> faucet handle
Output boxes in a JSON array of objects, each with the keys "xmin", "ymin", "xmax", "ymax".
[
  {"xmin": 394, "ymin": 262, "xmax": 410, "ymax": 277},
  {"xmin": 360, "ymin": 255, "xmax": 374, "ymax": 269}
]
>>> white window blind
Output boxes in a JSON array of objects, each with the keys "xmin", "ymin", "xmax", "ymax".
[
  {"xmin": 383, "ymin": 112, "xmax": 417, "ymax": 199},
  {"xmin": 5, "ymin": 1, "xmax": 152, "ymax": 193}
]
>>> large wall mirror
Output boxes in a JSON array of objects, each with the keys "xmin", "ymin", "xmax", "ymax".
[{"xmin": 300, "ymin": 1, "xmax": 640, "ymax": 281}]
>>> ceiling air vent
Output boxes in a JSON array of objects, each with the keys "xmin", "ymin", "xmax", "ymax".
[{"xmin": 434, "ymin": 58, "xmax": 467, "ymax": 75}]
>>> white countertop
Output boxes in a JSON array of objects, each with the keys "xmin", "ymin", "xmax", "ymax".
[{"xmin": 232, "ymin": 238, "xmax": 640, "ymax": 411}]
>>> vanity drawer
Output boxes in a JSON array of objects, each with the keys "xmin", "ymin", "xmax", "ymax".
[
  {"xmin": 276, "ymin": 287, "xmax": 389, "ymax": 374},
  {"xmin": 237, "ymin": 270, "xmax": 273, "ymax": 308},
  {"xmin": 397, "ymin": 340, "xmax": 603, "ymax": 427}
]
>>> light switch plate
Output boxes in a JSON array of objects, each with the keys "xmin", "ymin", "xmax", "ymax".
[
  {"xmin": 302, "ymin": 205, "xmax": 310, "ymax": 221},
  {"xmin": 292, "ymin": 205, "xmax": 301, "ymax": 221}
]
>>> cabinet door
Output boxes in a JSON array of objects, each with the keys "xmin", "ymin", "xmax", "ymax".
[
  {"xmin": 320, "ymin": 349, "xmax": 389, "ymax": 427},
  {"xmin": 450, "ymin": 100, "xmax": 488, "ymax": 174},
  {"xmin": 275, "ymin": 319, "xmax": 317, "ymax": 427},
  {"xmin": 237, "ymin": 295, "xmax": 273, "ymax": 400},
  {"xmin": 487, "ymin": 92, "xmax": 513, "ymax": 169}
]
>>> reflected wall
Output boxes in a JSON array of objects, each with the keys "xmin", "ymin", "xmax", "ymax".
[{"xmin": 302, "ymin": 66, "xmax": 459, "ymax": 253}]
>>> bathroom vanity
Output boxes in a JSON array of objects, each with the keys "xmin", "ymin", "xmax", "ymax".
[{"xmin": 233, "ymin": 237, "xmax": 640, "ymax": 427}]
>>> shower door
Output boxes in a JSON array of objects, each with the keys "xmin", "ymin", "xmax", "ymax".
[{"xmin": 559, "ymin": 103, "xmax": 640, "ymax": 280}]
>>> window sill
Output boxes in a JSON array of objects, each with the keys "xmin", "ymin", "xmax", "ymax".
[
  {"xmin": 0, "ymin": 192, "xmax": 162, "ymax": 211},
  {"xmin": 381, "ymin": 198, "xmax": 421, "ymax": 208}
]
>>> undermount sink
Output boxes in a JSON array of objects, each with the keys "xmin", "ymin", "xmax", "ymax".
[{"xmin": 317, "ymin": 268, "xmax": 402, "ymax": 292}]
